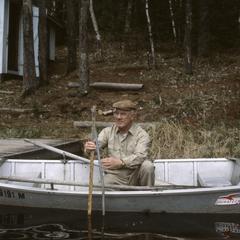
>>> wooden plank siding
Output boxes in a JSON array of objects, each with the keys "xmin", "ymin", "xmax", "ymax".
[{"xmin": 0, "ymin": 139, "xmax": 82, "ymax": 159}]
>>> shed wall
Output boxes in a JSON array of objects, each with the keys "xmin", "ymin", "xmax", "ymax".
[
  {"xmin": 1, "ymin": 1, "xmax": 55, "ymax": 78},
  {"xmin": 0, "ymin": 0, "xmax": 9, "ymax": 74}
]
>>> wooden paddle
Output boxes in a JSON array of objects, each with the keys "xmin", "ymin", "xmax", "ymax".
[
  {"xmin": 88, "ymin": 150, "xmax": 95, "ymax": 215},
  {"xmin": 91, "ymin": 109, "xmax": 106, "ymax": 216},
  {"xmin": 24, "ymin": 139, "xmax": 99, "ymax": 167},
  {"xmin": 88, "ymin": 106, "xmax": 96, "ymax": 216}
]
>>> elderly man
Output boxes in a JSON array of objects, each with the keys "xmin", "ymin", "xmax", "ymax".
[{"xmin": 85, "ymin": 100, "xmax": 155, "ymax": 186}]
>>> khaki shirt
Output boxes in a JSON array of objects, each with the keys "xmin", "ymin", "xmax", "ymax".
[{"xmin": 98, "ymin": 123, "xmax": 151, "ymax": 170}]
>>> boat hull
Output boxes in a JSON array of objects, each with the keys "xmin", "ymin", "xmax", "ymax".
[
  {"xmin": 0, "ymin": 183, "xmax": 240, "ymax": 213},
  {"xmin": 1, "ymin": 157, "xmax": 240, "ymax": 213}
]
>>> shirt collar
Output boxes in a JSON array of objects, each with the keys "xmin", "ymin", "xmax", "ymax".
[
  {"xmin": 115, "ymin": 123, "xmax": 137, "ymax": 136},
  {"xmin": 128, "ymin": 123, "xmax": 137, "ymax": 135}
]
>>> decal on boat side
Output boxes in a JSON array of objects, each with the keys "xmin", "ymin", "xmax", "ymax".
[
  {"xmin": 0, "ymin": 188, "xmax": 25, "ymax": 199},
  {"xmin": 215, "ymin": 193, "xmax": 240, "ymax": 206}
]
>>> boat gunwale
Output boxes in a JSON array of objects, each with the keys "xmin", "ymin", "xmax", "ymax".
[
  {"xmin": 154, "ymin": 157, "xmax": 230, "ymax": 163},
  {"xmin": 4, "ymin": 157, "xmax": 231, "ymax": 163},
  {"xmin": 0, "ymin": 181, "xmax": 240, "ymax": 196}
]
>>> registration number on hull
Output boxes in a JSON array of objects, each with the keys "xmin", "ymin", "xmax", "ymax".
[{"xmin": 0, "ymin": 188, "xmax": 25, "ymax": 199}]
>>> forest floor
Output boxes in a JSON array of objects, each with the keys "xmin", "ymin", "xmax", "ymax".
[{"xmin": 0, "ymin": 43, "xmax": 239, "ymax": 158}]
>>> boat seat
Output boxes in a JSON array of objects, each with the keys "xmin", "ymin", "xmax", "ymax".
[
  {"xmin": 9, "ymin": 172, "xmax": 42, "ymax": 188},
  {"xmin": 197, "ymin": 174, "xmax": 232, "ymax": 187},
  {"xmin": 154, "ymin": 179, "xmax": 173, "ymax": 186},
  {"xmin": 231, "ymin": 159, "xmax": 240, "ymax": 185}
]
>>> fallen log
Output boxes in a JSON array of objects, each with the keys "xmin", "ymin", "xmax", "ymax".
[
  {"xmin": 0, "ymin": 108, "xmax": 49, "ymax": 114},
  {"xmin": 0, "ymin": 108, "xmax": 34, "ymax": 113},
  {"xmin": 90, "ymin": 82, "xmax": 143, "ymax": 90},
  {"xmin": 73, "ymin": 121, "xmax": 157, "ymax": 129},
  {"xmin": 0, "ymin": 90, "xmax": 14, "ymax": 94},
  {"xmin": 68, "ymin": 82, "xmax": 143, "ymax": 90},
  {"xmin": 74, "ymin": 121, "xmax": 112, "ymax": 128},
  {"xmin": 68, "ymin": 82, "xmax": 82, "ymax": 88},
  {"xmin": 98, "ymin": 109, "xmax": 114, "ymax": 116}
]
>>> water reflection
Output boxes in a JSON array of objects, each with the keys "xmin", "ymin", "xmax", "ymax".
[{"xmin": 0, "ymin": 206, "xmax": 240, "ymax": 240}]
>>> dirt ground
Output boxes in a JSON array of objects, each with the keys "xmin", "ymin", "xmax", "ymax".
[{"xmin": 0, "ymin": 45, "xmax": 239, "ymax": 139}]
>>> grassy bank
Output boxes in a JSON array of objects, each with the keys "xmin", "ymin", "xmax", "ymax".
[
  {"xmin": 1, "ymin": 121, "xmax": 239, "ymax": 159},
  {"xmin": 148, "ymin": 121, "xmax": 240, "ymax": 159}
]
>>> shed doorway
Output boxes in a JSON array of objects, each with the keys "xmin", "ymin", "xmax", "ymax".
[{"xmin": 7, "ymin": 0, "xmax": 22, "ymax": 72}]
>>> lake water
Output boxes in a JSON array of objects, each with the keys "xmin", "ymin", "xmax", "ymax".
[{"xmin": 0, "ymin": 206, "xmax": 240, "ymax": 240}]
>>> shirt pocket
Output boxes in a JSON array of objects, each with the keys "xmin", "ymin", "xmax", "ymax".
[
  {"xmin": 108, "ymin": 143, "xmax": 121, "ymax": 158},
  {"xmin": 126, "ymin": 142, "xmax": 136, "ymax": 155}
]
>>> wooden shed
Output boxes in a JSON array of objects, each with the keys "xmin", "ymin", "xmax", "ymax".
[{"xmin": 0, "ymin": 0, "xmax": 56, "ymax": 80}]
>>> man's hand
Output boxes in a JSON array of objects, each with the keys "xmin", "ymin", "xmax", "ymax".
[
  {"xmin": 84, "ymin": 141, "xmax": 96, "ymax": 153},
  {"xmin": 102, "ymin": 157, "xmax": 123, "ymax": 170}
]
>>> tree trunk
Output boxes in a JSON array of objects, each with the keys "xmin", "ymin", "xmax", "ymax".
[
  {"xmin": 238, "ymin": 6, "xmax": 240, "ymax": 35},
  {"xmin": 122, "ymin": 0, "xmax": 134, "ymax": 52},
  {"xmin": 79, "ymin": 0, "xmax": 90, "ymax": 95},
  {"xmin": 39, "ymin": 0, "xmax": 48, "ymax": 85},
  {"xmin": 184, "ymin": 0, "xmax": 192, "ymax": 74},
  {"xmin": 175, "ymin": 0, "xmax": 184, "ymax": 46},
  {"xmin": 145, "ymin": 0, "xmax": 156, "ymax": 70},
  {"xmin": 168, "ymin": 0, "xmax": 177, "ymax": 43},
  {"xmin": 55, "ymin": 0, "xmax": 66, "ymax": 24},
  {"xmin": 22, "ymin": 0, "xmax": 38, "ymax": 96},
  {"xmin": 197, "ymin": 0, "xmax": 209, "ymax": 57},
  {"xmin": 66, "ymin": 0, "xmax": 77, "ymax": 74},
  {"xmin": 89, "ymin": 0, "xmax": 102, "ymax": 60},
  {"xmin": 124, "ymin": 0, "xmax": 134, "ymax": 34},
  {"xmin": 121, "ymin": 0, "xmax": 134, "ymax": 53}
]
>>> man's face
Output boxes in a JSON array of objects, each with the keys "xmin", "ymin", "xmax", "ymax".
[{"xmin": 113, "ymin": 110, "xmax": 135, "ymax": 132}]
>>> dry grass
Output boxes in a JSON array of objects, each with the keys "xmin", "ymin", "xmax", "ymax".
[
  {"xmin": 1, "ymin": 121, "xmax": 239, "ymax": 160},
  {"xmin": 0, "ymin": 127, "xmax": 42, "ymax": 138},
  {"xmin": 148, "ymin": 121, "xmax": 240, "ymax": 159}
]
